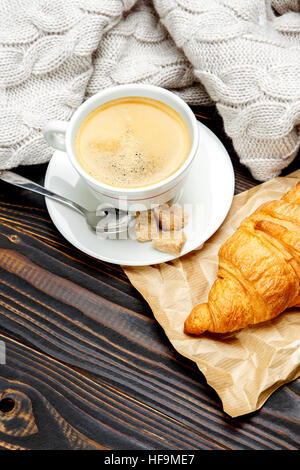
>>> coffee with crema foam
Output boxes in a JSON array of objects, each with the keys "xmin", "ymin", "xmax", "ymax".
[{"xmin": 75, "ymin": 97, "xmax": 191, "ymax": 189}]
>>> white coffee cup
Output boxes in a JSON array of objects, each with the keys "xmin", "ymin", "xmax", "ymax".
[{"xmin": 43, "ymin": 84, "xmax": 200, "ymax": 211}]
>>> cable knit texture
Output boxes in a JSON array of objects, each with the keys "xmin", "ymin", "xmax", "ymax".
[{"xmin": 0, "ymin": 0, "xmax": 299, "ymax": 181}]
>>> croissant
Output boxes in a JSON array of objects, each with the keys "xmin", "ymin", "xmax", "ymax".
[{"xmin": 184, "ymin": 181, "xmax": 300, "ymax": 335}]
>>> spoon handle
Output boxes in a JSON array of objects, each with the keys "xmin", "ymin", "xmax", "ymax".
[{"xmin": 0, "ymin": 170, "xmax": 86, "ymax": 216}]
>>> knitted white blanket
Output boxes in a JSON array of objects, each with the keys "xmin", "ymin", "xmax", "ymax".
[{"xmin": 1, "ymin": 0, "xmax": 300, "ymax": 181}]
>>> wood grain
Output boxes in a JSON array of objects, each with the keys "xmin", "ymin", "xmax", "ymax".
[{"xmin": 0, "ymin": 108, "xmax": 299, "ymax": 450}]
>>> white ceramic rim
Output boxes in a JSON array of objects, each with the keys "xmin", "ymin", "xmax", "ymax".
[
  {"xmin": 65, "ymin": 84, "xmax": 199, "ymax": 194},
  {"xmin": 44, "ymin": 121, "xmax": 235, "ymax": 266}
]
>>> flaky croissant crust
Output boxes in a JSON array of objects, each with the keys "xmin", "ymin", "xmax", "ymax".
[{"xmin": 184, "ymin": 181, "xmax": 300, "ymax": 335}]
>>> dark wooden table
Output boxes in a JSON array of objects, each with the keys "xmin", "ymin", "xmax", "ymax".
[{"xmin": 0, "ymin": 106, "xmax": 299, "ymax": 451}]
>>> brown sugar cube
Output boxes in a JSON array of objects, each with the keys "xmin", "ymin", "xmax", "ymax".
[
  {"xmin": 154, "ymin": 203, "xmax": 189, "ymax": 231},
  {"xmin": 135, "ymin": 210, "xmax": 159, "ymax": 242},
  {"xmin": 152, "ymin": 230, "xmax": 186, "ymax": 256}
]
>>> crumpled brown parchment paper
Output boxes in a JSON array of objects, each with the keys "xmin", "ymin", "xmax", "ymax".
[{"xmin": 123, "ymin": 170, "xmax": 300, "ymax": 417}]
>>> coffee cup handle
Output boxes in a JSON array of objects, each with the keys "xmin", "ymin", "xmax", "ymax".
[{"xmin": 43, "ymin": 120, "xmax": 68, "ymax": 152}]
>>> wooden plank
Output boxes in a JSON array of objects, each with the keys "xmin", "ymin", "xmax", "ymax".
[
  {"xmin": 0, "ymin": 333, "xmax": 228, "ymax": 450},
  {"xmin": 0, "ymin": 108, "xmax": 299, "ymax": 450},
  {"xmin": 0, "ymin": 222, "xmax": 299, "ymax": 449}
]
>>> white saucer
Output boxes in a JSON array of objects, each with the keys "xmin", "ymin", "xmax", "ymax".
[{"xmin": 44, "ymin": 121, "xmax": 234, "ymax": 266}]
